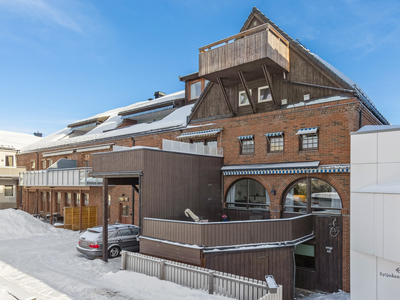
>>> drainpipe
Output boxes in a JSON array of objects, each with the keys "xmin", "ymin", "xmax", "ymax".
[
  {"xmin": 359, "ymin": 106, "xmax": 363, "ymax": 129},
  {"xmin": 138, "ymin": 174, "xmax": 142, "ymax": 234}
]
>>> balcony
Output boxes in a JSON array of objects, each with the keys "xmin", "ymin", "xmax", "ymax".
[
  {"xmin": 19, "ymin": 168, "xmax": 102, "ymax": 187},
  {"xmin": 162, "ymin": 139, "xmax": 223, "ymax": 157},
  {"xmin": 142, "ymin": 214, "xmax": 313, "ymax": 248},
  {"xmin": 0, "ymin": 166, "xmax": 26, "ymax": 179},
  {"xmin": 199, "ymin": 24, "xmax": 290, "ymax": 86}
]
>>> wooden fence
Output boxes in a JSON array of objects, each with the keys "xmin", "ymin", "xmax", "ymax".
[
  {"xmin": 64, "ymin": 206, "xmax": 97, "ymax": 231},
  {"xmin": 121, "ymin": 251, "xmax": 282, "ymax": 300}
]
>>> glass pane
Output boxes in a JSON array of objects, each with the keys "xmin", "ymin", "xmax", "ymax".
[
  {"xmin": 242, "ymin": 139, "xmax": 254, "ymax": 154},
  {"xmin": 4, "ymin": 185, "xmax": 13, "ymax": 196},
  {"xmin": 259, "ymin": 87, "xmax": 272, "ymax": 101},
  {"xmin": 248, "ymin": 180, "xmax": 268, "ymax": 208},
  {"xmin": 311, "ymin": 179, "xmax": 342, "ymax": 213},
  {"xmin": 239, "ymin": 92, "xmax": 249, "ymax": 105},
  {"xmin": 270, "ymin": 136, "xmax": 283, "ymax": 152},
  {"xmin": 227, "ymin": 179, "xmax": 267, "ymax": 209},
  {"xmin": 284, "ymin": 180, "xmax": 307, "ymax": 213},
  {"xmin": 5, "ymin": 156, "xmax": 14, "ymax": 166},
  {"xmin": 190, "ymin": 81, "xmax": 202, "ymax": 99}
]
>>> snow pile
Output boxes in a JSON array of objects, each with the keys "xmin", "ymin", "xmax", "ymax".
[
  {"xmin": 0, "ymin": 130, "xmax": 41, "ymax": 150},
  {"xmin": 0, "ymin": 209, "xmax": 74, "ymax": 240},
  {"xmin": 301, "ymin": 290, "xmax": 349, "ymax": 300}
]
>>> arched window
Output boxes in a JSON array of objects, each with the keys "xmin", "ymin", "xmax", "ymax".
[
  {"xmin": 283, "ymin": 178, "xmax": 342, "ymax": 214},
  {"xmin": 226, "ymin": 179, "xmax": 270, "ymax": 210}
]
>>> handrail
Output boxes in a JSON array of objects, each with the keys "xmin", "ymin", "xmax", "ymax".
[{"xmin": 199, "ymin": 23, "xmax": 289, "ymax": 52}]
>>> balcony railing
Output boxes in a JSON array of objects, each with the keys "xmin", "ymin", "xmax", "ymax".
[
  {"xmin": 199, "ymin": 23, "xmax": 290, "ymax": 81},
  {"xmin": 143, "ymin": 214, "xmax": 314, "ymax": 247},
  {"xmin": 0, "ymin": 166, "xmax": 26, "ymax": 178},
  {"xmin": 162, "ymin": 139, "xmax": 223, "ymax": 157},
  {"xmin": 19, "ymin": 168, "xmax": 102, "ymax": 187}
]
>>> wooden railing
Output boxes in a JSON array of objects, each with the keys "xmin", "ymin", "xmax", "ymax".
[
  {"xmin": 143, "ymin": 215, "xmax": 313, "ymax": 247},
  {"xmin": 199, "ymin": 23, "xmax": 290, "ymax": 77}
]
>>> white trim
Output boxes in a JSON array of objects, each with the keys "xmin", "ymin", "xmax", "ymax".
[
  {"xmin": 238, "ymin": 90, "xmax": 252, "ymax": 107},
  {"xmin": 258, "ymin": 85, "xmax": 272, "ymax": 103},
  {"xmin": 42, "ymin": 149, "xmax": 74, "ymax": 157},
  {"xmin": 76, "ymin": 144, "xmax": 113, "ymax": 153}
]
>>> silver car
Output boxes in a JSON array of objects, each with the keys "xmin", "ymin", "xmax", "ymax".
[{"xmin": 76, "ymin": 224, "xmax": 139, "ymax": 259}]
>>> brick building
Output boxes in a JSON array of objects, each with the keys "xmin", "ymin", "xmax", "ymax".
[{"xmin": 17, "ymin": 8, "xmax": 388, "ymax": 300}]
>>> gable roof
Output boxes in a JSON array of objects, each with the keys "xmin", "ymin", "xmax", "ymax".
[{"xmin": 240, "ymin": 7, "xmax": 389, "ymax": 125}]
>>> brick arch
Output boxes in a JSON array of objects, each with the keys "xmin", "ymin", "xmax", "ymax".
[{"xmin": 279, "ymin": 173, "xmax": 348, "ymax": 210}]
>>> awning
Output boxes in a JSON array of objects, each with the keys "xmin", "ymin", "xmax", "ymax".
[
  {"xmin": 121, "ymin": 105, "xmax": 174, "ymax": 119},
  {"xmin": 237, "ymin": 135, "xmax": 254, "ymax": 140},
  {"xmin": 296, "ymin": 127, "xmax": 318, "ymax": 135},
  {"xmin": 176, "ymin": 128, "xmax": 222, "ymax": 139},
  {"xmin": 222, "ymin": 163, "xmax": 350, "ymax": 176},
  {"xmin": 42, "ymin": 149, "xmax": 74, "ymax": 158},
  {"xmin": 75, "ymin": 143, "xmax": 113, "ymax": 153},
  {"xmin": 265, "ymin": 131, "xmax": 283, "ymax": 137}
]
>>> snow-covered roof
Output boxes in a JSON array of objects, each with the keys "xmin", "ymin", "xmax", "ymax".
[
  {"xmin": 19, "ymin": 90, "xmax": 191, "ymax": 154},
  {"xmin": 0, "ymin": 130, "xmax": 42, "ymax": 150}
]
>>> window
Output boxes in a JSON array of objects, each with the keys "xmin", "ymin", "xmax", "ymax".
[
  {"xmin": 75, "ymin": 193, "xmax": 80, "ymax": 206},
  {"xmin": 189, "ymin": 79, "xmax": 209, "ymax": 100},
  {"xmin": 266, "ymin": 132, "xmax": 284, "ymax": 153},
  {"xmin": 5, "ymin": 156, "xmax": 14, "ymax": 167},
  {"xmin": 239, "ymin": 90, "xmax": 252, "ymax": 107},
  {"xmin": 238, "ymin": 135, "xmax": 254, "ymax": 154},
  {"xmin": 42, "ymin": 192, "xmax": 46, "ymax": 210},
  {"xmin": 301, "ymin": 134, "xmax": 318, "ymax": 150},
  {"xmin": 258, "ymin": 86, "xmax": 272, "ymax": 102},
  {"xmin": 190, "ymin": 81, "xmax": 202, "ymax": 100},
  {"xmin": 4, "ymin": 185, "xmax": 13, "ymax": 196},
  {"xmin": 42, "ymin": 160, "xmax": 46, "ymax": 169},
  {"xmin": 85, "ymin": 160, "xmax": 89, "ymax": 168},
  {"xmin": 47, "ymin": 159, "xmax": 53, "ymax": 167},
  {"xmin": 84, "ymin": 193, "xmax": 89, "ymax": 206},
  {"xmin": 122, "ymin": 205, "xmax": 129, "ymax": 217},
  {"xmin": 295, "ymin": 244, "xmax": 315, "ymax": 270},
  {"xmin": 66, "ymin": 193, "xmax": 71, "ymax": 207},
  {"xmin": 297, "ymin": 127, "xmax": 318, "ymax": 151},
  {"xmin": 283, "ymin": 178, "xmax": 342, "ymax": 214},
  {"xmin": 226, "ymin": 179, "xmax": 270, "ymax": 210},
  {"xmin": 57, "ymin": 193, "xmax": 61, "ymax": 212},
  {"xmin": 31, "ymin": 161, "xmax": 35, "ymax": 171}
]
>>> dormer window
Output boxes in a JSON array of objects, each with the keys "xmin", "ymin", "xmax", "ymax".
[
  {"xmin": 189, "ymin": 79, "xmax": 209, "ymax": 101},
  {"xmin": 258, "ymin": 86, "xmax": 272, "ymax": 102},
  {"xmin": 67, "ymin": 116, "xmax": 109, "ymax": 138}
]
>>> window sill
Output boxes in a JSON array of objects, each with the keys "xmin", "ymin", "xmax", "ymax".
[
  {"xmin": 298, "ymin": 149, "xmax": 318, "ymax": 154},
  {"xmin": 239, "ymin": 153, "xmax": 255, "ymax": 156},
  {"xmin": 267, "ymin": 151, "xmax": 284, "ymax": 156}
]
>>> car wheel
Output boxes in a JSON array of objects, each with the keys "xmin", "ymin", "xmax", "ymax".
[{"xmin": 108, "ymin": 246, "xmax": 120, "ymax": 258}]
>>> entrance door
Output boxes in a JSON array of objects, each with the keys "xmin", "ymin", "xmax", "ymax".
[{"xmin": 119, "ymin": 203, "xmax": 131, "ymax": 224}]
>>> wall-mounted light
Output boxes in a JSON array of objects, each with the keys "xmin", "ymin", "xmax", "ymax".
[
  {"xmin": 270, "ymin": 186, "xmax": 276, "ymax": 196},
  {"xmin": 118, "ymin": 194, "xmax": 129, "ymax": 202}
]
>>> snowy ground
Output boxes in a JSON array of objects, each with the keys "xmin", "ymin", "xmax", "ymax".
[{"xmin": 0, "ymin": 210, "xmax": 349, "ymax": 300}]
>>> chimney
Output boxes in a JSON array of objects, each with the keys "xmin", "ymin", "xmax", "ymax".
[
  {"xmin": 154, "ymin": 91, "xmax": 166, "ymax": 99},
  {"xmin": 34, "ymin": 131, "xmax": 43, "ymax": 137}
]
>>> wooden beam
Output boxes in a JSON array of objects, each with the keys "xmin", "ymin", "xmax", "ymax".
[
  {"xmin": 238, "ymin": 71, "xmax": 257, "ymax": 113},
  {"xmin": 79, "ymin": 189, "xmax": 83, "ymax": 231},
  {"xmin": 262, "ymin": 64, "xmax": 279, "ymax": 109},
  {"xmin": 216, "ymin": 77, "xmax": 234, "ymax": 117}
]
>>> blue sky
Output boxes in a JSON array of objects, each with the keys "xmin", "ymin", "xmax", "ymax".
[{"xmin": 0, "ymin": 0, "xmax": 399, "ymax": 136}]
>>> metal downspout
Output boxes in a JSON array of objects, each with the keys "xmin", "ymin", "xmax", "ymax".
[{"xmin": 138, "ymin": 174, "xmax": 142, "ymax": 235}]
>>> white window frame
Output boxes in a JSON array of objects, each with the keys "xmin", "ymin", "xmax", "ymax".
[
  {"xmin": 4, "ymin": 155, "xmax": 15, "ymax": 167},
  {"xmin": 238, "ymin": 90, "xmax": 252, "ymax": 107},
  {"xmin": 258, "ymin": 85, "xmax": 272, "ymax": 103}
]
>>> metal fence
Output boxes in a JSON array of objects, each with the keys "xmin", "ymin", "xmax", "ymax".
[
  {"xmin": 162, "ymin": 139, "xmax": 223, "ymax": 157},
  {"xmin": 121, "ymin": 251, "xmax": 282, "ymax": 300}
]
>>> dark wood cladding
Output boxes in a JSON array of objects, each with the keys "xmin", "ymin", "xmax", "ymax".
[
  {"xmin": 143, "ymin": 214, "xmax": 313, "ymax": 247},
  {"xmin": 204, "ymin": 247, "xmax": 294, "ymax": 300},
  {"xmin": 92, "ymin": 149, "xmax": 145, "ymax": 173},
  {"xmin": 140, "ymin": 238, "xmax": 202, "ymax": 265},
  {"xmin": 93, "ymin": 148, "xmax": 224, "ymax": 224}
]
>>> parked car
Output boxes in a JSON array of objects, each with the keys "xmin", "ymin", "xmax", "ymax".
[{"xmin": 76, "ymin": 224, "xmax": 139, "ymax": 259}]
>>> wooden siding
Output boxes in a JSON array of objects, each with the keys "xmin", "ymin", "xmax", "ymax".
[
  {"xmin": 92, "ymin": 148, "xmax": 224, "ymax": 223},
  {"xmin": 205, "ymin": 247, "xmax": 294, "ymax": 300},
  {"xmin": 199, "ymin": 28, "xmax": 289, "ymax": 78},
  {"xmin": 143, "ymin": 214, "xmax": 313, "ymax": 247},
  {"xmin": 140, "ymin": 238, "xmax": 202, "ymax": 265}
]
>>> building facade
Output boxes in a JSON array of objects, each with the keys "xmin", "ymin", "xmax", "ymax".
[{"xmin": 17, "ymin": 7, "xmax": 389, "ymax": 300}]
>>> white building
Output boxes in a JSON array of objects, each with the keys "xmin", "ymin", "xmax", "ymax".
[
  {"xmin": 351, "ymin": 125, "xmax": 400, "ymax": 300},
  {"xmin": 0, "ymin": 130, "xmax": 41, "ymax": 209}
]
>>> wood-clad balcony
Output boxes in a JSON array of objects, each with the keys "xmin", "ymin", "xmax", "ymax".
[
  {"xmin": 199, "ymin": 24, "xmax": 290, "ymax": 86},
  {"xmin": 0, "ymin": 166, "xmax": 26, "ymax": 178},
  {"xmin": 142, "ymin": 214, "xmax": 313, "ymax": 248}
]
